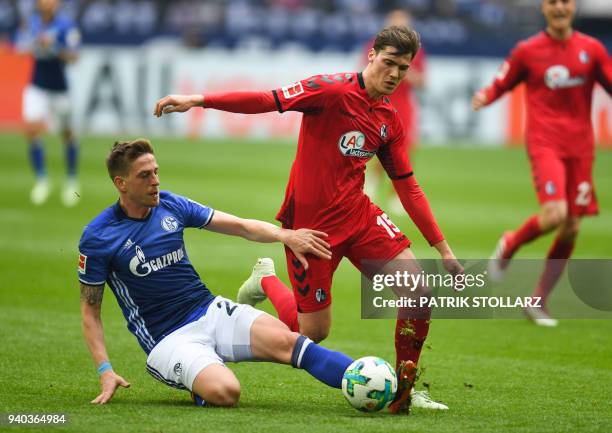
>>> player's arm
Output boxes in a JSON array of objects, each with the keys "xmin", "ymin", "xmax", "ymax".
[
  {"xmin": 205, "ymin": 210, "xmax": 331, "ymax": 269},
  {"xmin": 595, "ymin": 41, "xmax": 612, "ymax": 95},
  {"xmin": 80, "ymin": 283, "xmax": 130, "ymax": 404},
  {"xmin": 154, "ymin": 91, "xmax": 277, "ymax": 117},
  {"xmin": 472, "ymin": 45, "xmax": 527, "ymax": 111}
]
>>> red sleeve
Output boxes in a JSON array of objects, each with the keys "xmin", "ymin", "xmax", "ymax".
[
  {"xmin": 273, "ymin": 74, "xmax": 346, "ymax": 113},
  {"xmin": 482, "ymin": 44, "xmax": 527, "ymax": 105},
  {"xmin": 392, "ymin": 175, "xmax": 445, "ymax": 246},
  {"xmin": 377, "ymin": 123, "xmax": 444, "ymax": 246},
  {"xmin": 204, "ymin": 91, "xmax": 277, "ymax": 114},
  {"xmin": 594, "ymin": 40, "xmax": 612, "ymax": 95}
]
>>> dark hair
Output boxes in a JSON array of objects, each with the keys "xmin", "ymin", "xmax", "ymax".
[
  {"xmin": 106, "ymin": 138, "xmax": 154, "ymax": 180},
  {"xmin": 373, "ymin": 25, "xmax": 420, "ymax": 59}
]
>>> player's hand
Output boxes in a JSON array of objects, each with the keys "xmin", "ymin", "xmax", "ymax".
[
  {"xmin": 154, "ymin": 94, "xmax": 204, "ymax": 117},
  {"xmin": 471, "ymin": 90, "xmax": 488, "ymax": 111},
  {"xmin": 282, "ymin": 229, "xmax": 331, "ymax": 269},
  {"xmin": 442, "ymin": 256, "xmax": 464, "ymax": 276},
  {"xmin": 91, "ymin": 371, "xmax": 131, "ymax": 405}
]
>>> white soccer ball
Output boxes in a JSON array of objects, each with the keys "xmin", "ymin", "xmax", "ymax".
[{"xmin": 341, "ymin": 356, "xmax": 398, "ymax": 412}]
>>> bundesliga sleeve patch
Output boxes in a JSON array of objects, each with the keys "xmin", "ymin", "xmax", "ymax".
[
  {"xmin": 78, "ymin": 252, "xmax": 87, "ymax": 274},
  {"xmin": 281, "ymin": 82, "xmax": 304, "ymax": 99}
]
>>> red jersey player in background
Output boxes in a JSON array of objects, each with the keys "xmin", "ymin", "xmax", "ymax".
[
  {"xmin": 472, "ymin": 0, "xmax": 612, "ymax": 326},
  {"xmin": 364, "ymin": 8, "xmax": 427, "ymax": 214},
  {"xmin": 155, "ymin": 26, "xmax": 463, "ymax": 413}
]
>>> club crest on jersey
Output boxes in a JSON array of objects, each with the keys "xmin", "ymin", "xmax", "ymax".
[
  {"xmin": 544, "ymin": 65, "xmax": 585, "ymax": 89},
  {"xmin": 579, "ymin": 50, "xmax": 589, "ymax": 64},
  {"xmin": 161, "ymin": 216, "xmax": 178, "ymax": 232},
  {"xmin": 282, "ymin": 82, "xmax": 304, "ymax": 99},
  {"xmin": 545, "ymin": 181, "xmax": 556, "ymax": 196},
  {"xmin": 338, "ymin": 131, "xmax": 375, "ymax": 158},
  {"xmin": 129, "ymin": 245, "xmax": 185, "ymax": 277},
  {"xmin": 380, "ymin": 124, "xmax": 388, "ymax": 139},
  {"xmin": 78, "ymin": 253, "xmax": 87, "ymax": 274}
]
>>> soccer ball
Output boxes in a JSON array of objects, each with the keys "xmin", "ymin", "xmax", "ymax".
[{"xmin": 341, "ymin": 356, "xmax": 398, "ymax": 412}]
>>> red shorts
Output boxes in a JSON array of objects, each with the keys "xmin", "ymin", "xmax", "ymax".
[
  {"xmin": 528, "ymin": 152, "xmax": 598, "ymax": 217},
  {"xmin": 284, "ymin": 204, "xmax": 411, "ymax": 313}
]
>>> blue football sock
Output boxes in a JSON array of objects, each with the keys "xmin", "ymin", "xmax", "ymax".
[
  {"xmin": 29, "ymin": 139, "xmax": 46, "ymax": 179},
  {"xmin": 65, "ymin": 138, "xmax": 79, "ymax": 178},
  {"xmin": 291, "ymin": 335, "xmax": 353, "ymax": 388}
]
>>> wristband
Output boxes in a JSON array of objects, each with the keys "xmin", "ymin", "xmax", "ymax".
[{"xmin": 97, "ymin": 361, "xmax": 112, "ymax": 375}]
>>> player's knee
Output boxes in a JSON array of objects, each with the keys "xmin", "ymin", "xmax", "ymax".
[
  {"xmin": 301, "ymin": 327, "xmax": 329, "ymax": 343},
  {"xmin": 205, "ymin": 381, "xmax": 241, "ymax": 407},
  {"xmin": 541, "ymin": 204, "xmax": 567, "ymax": 229}
]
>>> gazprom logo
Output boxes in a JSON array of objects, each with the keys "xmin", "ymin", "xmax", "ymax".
[
  {"xmin": 338, "ymin": 131, "xmax": 375, "ymax": 158},
  {"xmin": 129, "ymin": 246, "xmax": 185, "ymax": 277}
]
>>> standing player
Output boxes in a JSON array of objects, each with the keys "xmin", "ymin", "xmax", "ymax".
[
  {"xmin": 364, "ymin": 8, "xmax": 427, "ymax": 213},
  {"xmin": 15, "ymin": 0, "xmax": 81, "ymax": 207},
  {"xmin": 154, "ymin": 26, "xmax": 463, "ymax": 412},
  {"xmin": 472, "ymin": 0, "xmax": 612, "ymax": 326},
  {"xmin": 79, "ymin": 138, "xmax": 358, "ymax": 407}
]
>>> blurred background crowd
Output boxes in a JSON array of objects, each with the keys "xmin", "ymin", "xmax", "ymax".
[{"xmin": 1, "ymin": 0, "xmax": 611, "ymax": 55}]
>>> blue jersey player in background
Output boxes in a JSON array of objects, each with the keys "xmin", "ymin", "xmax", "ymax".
[
  {"xmin": 78, "ymin": 138, "xmax": 361, "ymax": 407},
  {"xmin": 15, "ymin": 0, "xmax": 81, "ymax": 207}
]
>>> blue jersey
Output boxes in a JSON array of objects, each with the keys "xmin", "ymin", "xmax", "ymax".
[
  {"xmin": 78, "ymin": 191, "xmax": 216, "ymax": 354},
  {"xmin": 15, "ymin": 12, "xmax": 80, "ymax": 91}
]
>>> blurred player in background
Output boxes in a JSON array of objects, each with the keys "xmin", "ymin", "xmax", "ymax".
[
  {"xmin": 79, "ymin": 138, "xmax": 357, "ymax": 407},
  {"xmin": 473, "ymin": 0, "xmax": 612, "ymax": 326},
  {"xmin": 155, "ymin": 25, "xmax": 463, "ymax": 412},
  {"xmin": 15, "ymin": 0, "xmax": 81, "ymax": 207},
  {"xmin": 364, "ymin": 8, "xmax": 427, "ymax": 214}
]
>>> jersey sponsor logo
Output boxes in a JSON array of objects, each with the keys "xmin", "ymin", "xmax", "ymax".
[
  {"xmin": 579, "ymin": 50, "xmax": 589, "ymax": 64},
  {"xmin": 78, "ymin": 253, "xmax": 87, "ymax": 274},
  {"xmin": 338, "ymin": 131, "xmax": 375, "ymax": 158},
  {"xmin": 282, "ymin": 82, "xmax": 304, "ymax": 99},
  {"xmin": 129, "ymin": 246, "xmax": 185, "ymax": 277},
  {"xmin": 544, "ymin": 65, "xmax": 585, "ymax": 89},
  {"xmin": 161, "ymin": 216, "xmax": 178, "ymax": 232}
]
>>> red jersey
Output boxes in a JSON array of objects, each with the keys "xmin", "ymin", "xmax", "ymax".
[
  {"xmin": 483, "ymin": 31, "xmax": 612, "ymax": 158},
  {"xmin": 203, "ymin": 72, "xmax": 444, "ymax": 246},
  {"xmin": 272, "ymin": 72, "xmax": 411, "ymax": 242}
]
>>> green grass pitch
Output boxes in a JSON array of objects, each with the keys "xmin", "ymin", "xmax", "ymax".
[{"xmin": 0, "ymin": 132, "xmax": 610, "ymax": 433}]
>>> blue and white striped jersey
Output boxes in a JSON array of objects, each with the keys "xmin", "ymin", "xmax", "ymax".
[{"xmin": 78, "ymin": 191, "xmax": 216, "ymax": 354}]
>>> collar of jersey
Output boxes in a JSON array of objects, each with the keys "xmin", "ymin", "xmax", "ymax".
[{"xmin": 113, "ymin": 201, "xmax": 154, "ymax": 222}]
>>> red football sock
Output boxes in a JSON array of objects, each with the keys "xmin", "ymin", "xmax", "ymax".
[
  {"xmin": 505, "ymin": 215, "xmax": 542, "ymax": 258},
  {"xmin": 532, "ymin": 236, "xmax": 575, "ymax": 307},
  {"xmin": 394, "ymin": 306, "xmax": 431, "ymax": 369},
  {"xmin": 261, "ymin": 275, "xmax": 299, "ymax": 332}
]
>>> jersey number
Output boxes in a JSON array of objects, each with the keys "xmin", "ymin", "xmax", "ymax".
[
  {"xmin": 575, "ymin": 181, "xmax": 591, "ymax": 206},
  {"xmin": 377, "ymin": 213, "xmax": 400, "ymax": 238},
  {"xmin": 217, "ymin": 300, "xmax": 238, "ymax": 316}
]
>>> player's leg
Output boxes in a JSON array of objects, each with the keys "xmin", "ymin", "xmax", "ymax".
[
  {"xmin": 489, "ymin": 152, "xmax": 567, "ymax": 280},
  {"xmin": 23, "ymin": 85, "xmax": 50, "ymax": 205},
  {"xmin": 145, "ymin": 318, "xmax": 241, "ymax": 407},
  {"xmin": 526, "ymin": 157, "xmax": 598, "ymax": 325},
  {"xmin": 285, "ymin": 245, "xmax": 343, "ymax": 342},
  {"xmin": 346, "ymin": 206, "xmax": 446, "ymax": 412},
  {"xmin": 249, "ymin": 313, "xmax": 352, "ymax": 388},
  {"xmin": 237, "ymin": 257, "xmax": 299, "ymax": 332},
  {"xmin": 213, "ymin": 296, "xmax": 352, "ymax": 389},
  {"xmin": 191, "ymin": 364, "xmax": 241, "ymax": 407},
  {"xmin": 55, "ymin": 92, "xmax": 80, "ymax": 207}
]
